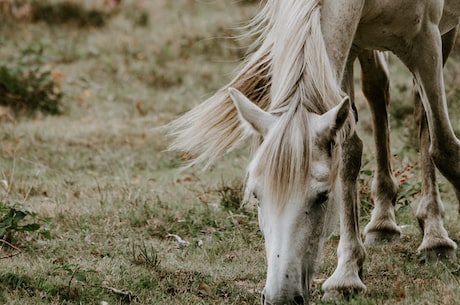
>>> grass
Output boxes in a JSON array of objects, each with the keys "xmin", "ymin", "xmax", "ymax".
[{"xmin": 0, "ymin": 1, "xmax": 459, "ymax": 304}]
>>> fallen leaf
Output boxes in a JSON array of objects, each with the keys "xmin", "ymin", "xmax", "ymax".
[{"xmin": 198, "ymin": 282, "xmax": 212, "ymax": 296}]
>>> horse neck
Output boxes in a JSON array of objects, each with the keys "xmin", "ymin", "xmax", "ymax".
[{"xmin": 262, "ymin": 0, "xmax": 342, "ymax": 114}]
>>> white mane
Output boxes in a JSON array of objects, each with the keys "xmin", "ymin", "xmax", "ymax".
[{"xmin": 167, "ymin": 0, "xmax": 352, "ymax": 169}]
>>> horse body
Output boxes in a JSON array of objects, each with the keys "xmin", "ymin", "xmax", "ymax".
[
  {"xmin": 357, "ymin": 1, "xmax": 435, "ymax": 51},
  {"xmin": 168, "ymin": 0, "xmax": 460, "ymax": 304},
  {"xmin": 353, "ymin": 1, "xmax": 459, "ymax": 50}
]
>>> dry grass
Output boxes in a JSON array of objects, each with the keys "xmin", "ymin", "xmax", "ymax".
[{"xmin": 0, "ymin": 1, "xmax": 459, "ymax": 304}]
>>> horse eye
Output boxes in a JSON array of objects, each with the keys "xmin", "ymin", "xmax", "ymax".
[
  {"xmin": 327, "ymin": 139, "xmax": 336, "ymax": 157},
  {"xmin": 315, "ymin": 191, "xmax": 329, "ymax": 205},
  {"xmin": 330, "ymin": 139, "xmax": 336, "ymax": 150}
]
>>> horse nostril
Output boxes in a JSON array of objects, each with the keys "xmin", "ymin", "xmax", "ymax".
[{"xmin": 293, "ymin": 295, "xmax": 305, "ymax": 305}]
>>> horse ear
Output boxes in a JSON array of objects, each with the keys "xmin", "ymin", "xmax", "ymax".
[
  {"xmin": 228, "ymin": 87, "xmax": 275, "ymax": 136},
  {"xmin": 332, "ymin": 96, "xmax": 351, "ymax": 132},
  {"xmin": 321, "ymin": 96, "xmax": 351, "ymax": 137}
]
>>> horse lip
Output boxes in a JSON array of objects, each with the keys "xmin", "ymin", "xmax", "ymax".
[{"xmin": 262, "ymin": 266, "xmax": 311, "ymax": 304}]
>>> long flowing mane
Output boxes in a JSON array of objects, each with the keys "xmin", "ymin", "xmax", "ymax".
[{"xmin": 167, "ymin": 0, "xmax": 351, "ymax": 176}]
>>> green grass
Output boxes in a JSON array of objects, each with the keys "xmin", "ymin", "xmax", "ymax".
[{"xmin": 1, "ymin": 1, "xmax": 459, "ymax": 304}]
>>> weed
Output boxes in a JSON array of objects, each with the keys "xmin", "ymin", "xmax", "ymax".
[
  {"xmin": 54, "ymin": 264, "xmax": 96, "ymax": 290},
  {"xmin": 0, "ymin": 202, "xmax": 51, "ymax": 243},
  {"xmin": 130, "ymin": 242, "xmax": 161, "ymax": 270},
  {"xmin": 0, "ymin": 272, "xmax": 35, "ymax": 291}
]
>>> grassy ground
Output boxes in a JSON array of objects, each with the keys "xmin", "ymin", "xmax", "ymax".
[{"xmin": 0, "ymin": 1, "xmax": 459, "ymax": 304}]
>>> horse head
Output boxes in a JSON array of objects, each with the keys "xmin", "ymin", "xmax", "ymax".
[{"xmin": 229, "ymin": 88, "xmax": 351, "ymax": 304}]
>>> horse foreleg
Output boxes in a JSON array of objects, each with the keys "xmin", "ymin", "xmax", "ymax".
[
  {"xmin": 358, "ymin": 50, "xmax": 401, "ymax": 244},
  {"xmin": 323, "ymin": 133, "xmax": 367, "ymax": 299},
  {"xmin": 413, "ymin": 27, "xmax": 458, "ymax": 262},
  {"xmin": 322, "ymin": 59, "xmax": 366, "ymax": 299}
]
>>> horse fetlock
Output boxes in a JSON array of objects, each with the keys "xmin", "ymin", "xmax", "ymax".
[
  {"xmin": 322, "ymin": 276, "xmax": 366, "ymax": 302},
  {"xmin": 322, "ymin": 289, "xmax": 363, "ymax": 303},
  {"xmin": 371, "ymin": 175, "xmax": 398, "ymax": 204},
  {"xmin": 363, "ymin": 213, "xmax": 401, "ymax": 245},
  {"xmin": 322, "ymin": 259, "xmax": 366, "ymax": 302},
  {"xmin": 364, "ymin": 228, "xmax": 401, "ymax": 245},
  {"xmin": 418, "ymin": 234, "xmax": 457, "ymax": 263}
]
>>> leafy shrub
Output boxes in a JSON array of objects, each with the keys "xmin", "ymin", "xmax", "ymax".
[
  {"xmin": 0, "ymin": 44, "xmax": 63, "ymax": 116},
  {"xmin": 30, "ymin": 1, "xmax": 109, "ymax": 28},
  {"xmin": 0, "ymin": 0, "xmax": 114, "ymax": 28},
  {"xmin": 0, "ymin": 202, "xmax": 51, "ymax": 242}
]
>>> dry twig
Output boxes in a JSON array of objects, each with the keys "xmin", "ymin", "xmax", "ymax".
[{"xmin": 0, "ymin": 239, "xmax": 21, "ymax": 259}]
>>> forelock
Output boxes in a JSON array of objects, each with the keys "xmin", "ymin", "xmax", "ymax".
[{"xmin": 249, "ymin": 104, "xmax": 312, "ymax": 208}]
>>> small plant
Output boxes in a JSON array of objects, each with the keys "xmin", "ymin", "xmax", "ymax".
[
  {"xmin": 131, "ymin": 241, "xmax": 160, "ymax": 269},
  {"xmin": 0, "ymin": 202, "xmax": 51, "ymax": 243},
  {"xmin": 54, "ymin": 264, "xmax": 96, "ymax": 290},
  {"xmin": 0, "ymin": 44, "xmax": 63, "ymax": 116},
  {"xmin": 393, "ymin": 163, "xmax": 421, "ymax": 207}
]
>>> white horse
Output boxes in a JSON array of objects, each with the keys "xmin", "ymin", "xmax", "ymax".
[{"xmin": 168, "ymin": 0, "xmax": 460, "ymax": 304}]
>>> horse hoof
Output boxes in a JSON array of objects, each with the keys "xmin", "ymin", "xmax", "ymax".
[
  {"xmin": 322, "ymin": 290, "xmax": 342, "ymax": 302},
  {"xmin": 418, "ymin": 246, "xmax": 457, "ymax": 264},
  {"xmin": 322, "ymin": 288, "xmax": 362, "ymax": 302},
  {"xmin": 364, "ymin": 230, "xmax": 401, "ymax": 245}
]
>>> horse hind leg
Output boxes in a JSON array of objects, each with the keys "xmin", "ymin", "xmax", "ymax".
[
  {"xmin": 415, "ymin": 98, "xmax": 457, "ymax": 262},
  {"xmin": 414, "ymin": 27, "xmax": 458, "ymax": 263},
  {"xmin": 404, "ymin": 21, "xmax": 460, "ymax": 198},
  {"xmin": 359, "ymin": 50, "xmax": 401, "ymax": 244},
  {"xmin": 457, "ymin": 188, "xmax": 460, "ymax": 214}
]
